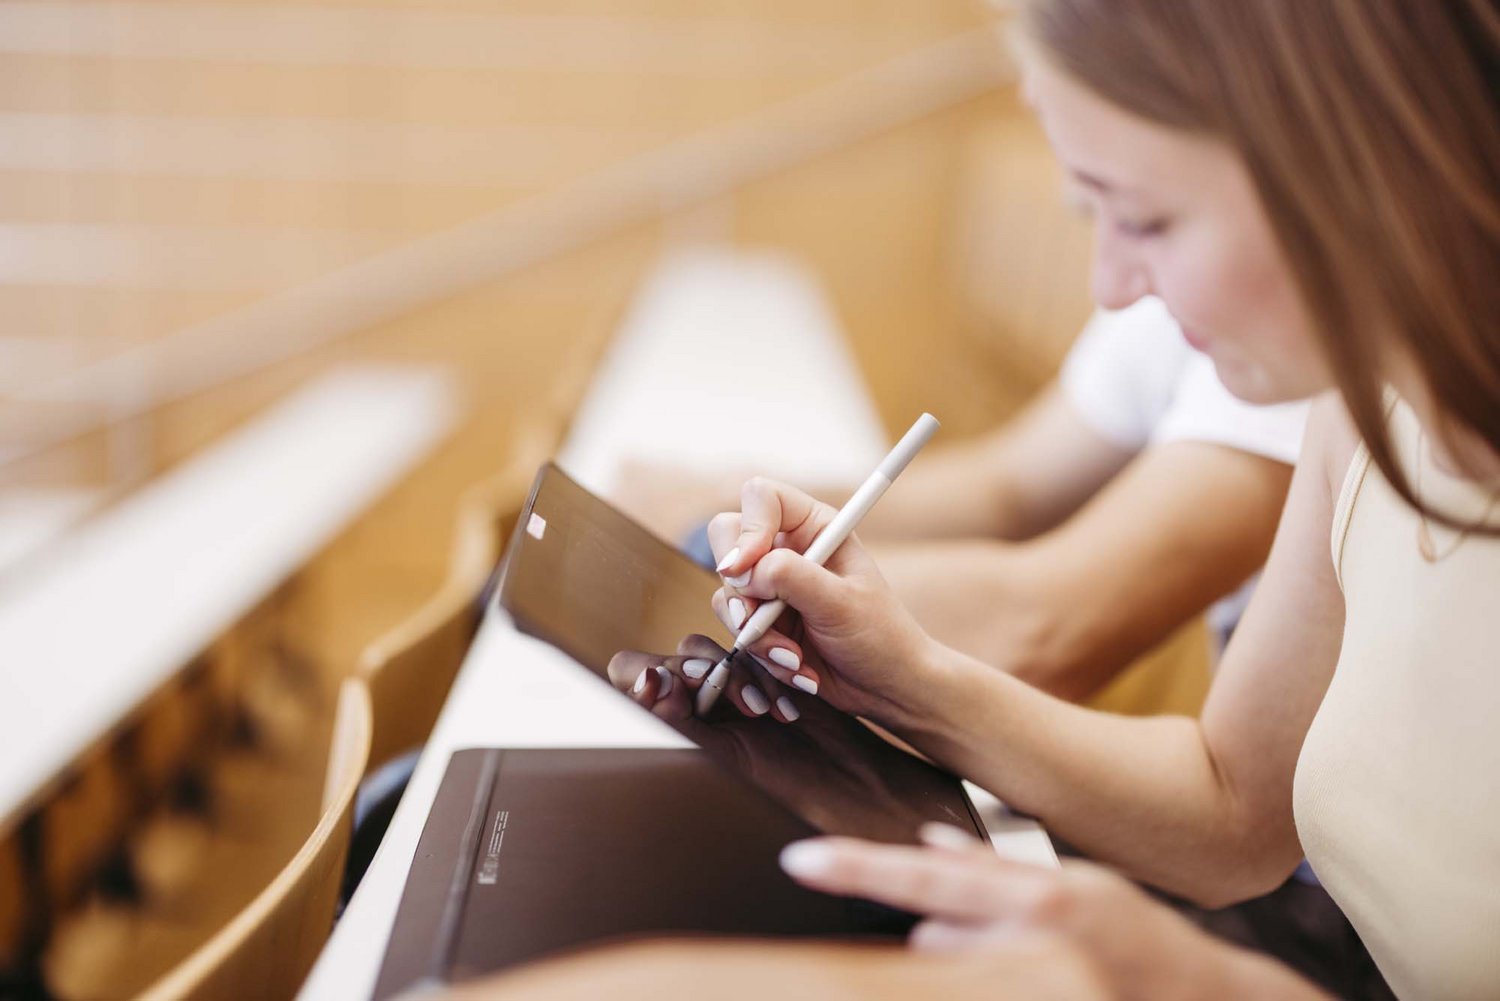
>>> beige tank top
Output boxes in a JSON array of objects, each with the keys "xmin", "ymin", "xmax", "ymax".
[{"xmin": 1293, "ymin": 399, "xmax": 1500, "ymax": 1000}]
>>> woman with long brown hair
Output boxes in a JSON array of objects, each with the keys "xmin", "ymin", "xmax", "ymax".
[
  {"xmin": 637, "ymin": 1, "xmax": 1500, "ymax": 997},
  {"xmin": 442, "ymin": 2, "xmax": 1495, "ymax": 998}
]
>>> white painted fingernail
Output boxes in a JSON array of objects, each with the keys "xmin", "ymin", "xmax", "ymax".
[
  {"xmin": 729, "ymin": 597, "xmax": 747, "ymax": 630},
  {"xmin": 633, "ymin": 670, "xmax": 648, "ymax": 694},
  {"xmin": 768, "ymin": 648, "xmax": 799, "ymax": 670},
  {"xmin": 776, "ymin": 696, "xmax": 800, "ymax": 721},
  {"xmin": 919, "ymin": 822, "xmax": 976, "ymax": 850},
  {"xmin": 715, "ymin": 547, "xmax": 741, "ymax": 573},
  {"xmin": 742, "ymin": 685, "xmax": 769, "ymax": 715},
  {"xmin": 725, "ymin": 569, "xmax": 752, "ymax": 588},
  {"xmin": 779, "ymin": 840, "xmax": 834, "ymax": 878},
  {"xmin": 792, "ymin": 675, "xmax": 819, "ymax": 696},
  {"xmin": 654, "ymin": 665, "xmax": 673, "ymax": 699},
  {"xmin": 682, "ymin": 658, "xmax": 712, "ymax": 679}
]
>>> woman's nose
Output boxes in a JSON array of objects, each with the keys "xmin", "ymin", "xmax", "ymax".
[{"xmin": 1090, "ymin": 229, "xmax": 1152, "ymax": 310}]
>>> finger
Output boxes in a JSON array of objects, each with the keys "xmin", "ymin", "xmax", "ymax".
[
  {"xmin": 628, "ymin": 663, "xmax": 690, "ymax": 717},
  {"xmin": 675, "ymin": 633, "xmax": 729, "ymax": 662},
  {"xmin": 918, "ymin": 822, "xmax": 986, "ymax": 853},
  {"xmin": 722, "ymin": 653, "xmax": 776, "ymax": 720},
  {"xmin": 711, "ymin": 587, "xmax": 758, "ymax": 635},
  {"xmin": 697, "ymin": 604, "xmax": 806, "ymax": 719},
  {"xmin": 745, "ymin": 642, "xmax": 820, "ymax": 698},
  {"xmin": 671, "ymin": 635, "xmax": 728, "ymax": 692},
  {"xmin": 909, "ymin": 919, "xmax": 1034, "ymax": 953},
  {"xmin": 714, "ymin": 575, "xmax": 821, "ymax": 698},
  {"xmin": 706, "ymin": 512, "xmax": 742, "ymax": 574},
  {"xmin": 710, "ymin": 524, "xmax": 797, "ymax": 590},
  {"xmin": 606, "ymin": 650, "xmax": 657, "ymax": 693},
  {"xmin": 778, "ymin": 837, "xmax": 1059, "ymax": 924},
  {"xmin": 647, "ymin": 665, "xmax": 694, "ymax": 721},
  {"xmin": 716, "ymin": 477, "xmax": 839, "ymax": 578},
  {"xmin": 713, "ymin": 524, "xmax": 789, "ymax": 592},
  {"xmin": 733, "ymin": 547, "xmax": 852, "ymax": 625},
  {"xmin": 739, "ymin": 651, "xmax": 802, "ymax": 724},
  {"xmin": 628, "ymin": 663, "xmax": 670, "ymax": 707},
  {"xmin": 695, "ymin": 649, "xmax": 793, "ymax": 722}
]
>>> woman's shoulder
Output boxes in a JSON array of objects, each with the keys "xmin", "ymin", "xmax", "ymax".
[
  {"xmin": 1303, "ymin": 392, "xmax": 1365, "ymax": 498},
  {"xmin": 1303, "ymin": 394, "xmax": 1373, "ymax": 586}
]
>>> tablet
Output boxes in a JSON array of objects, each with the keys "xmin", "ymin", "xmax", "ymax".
[
  {"xmin": 373, "ymin": 464, "xmax": 992, "ymax": 997},
  {"xmin": 495, "ymin": 462, "xmax": 988, "ymax": 845},
  {"xmin": 372, "ymin": 746, "xmax": 907, "ymax": 999}
]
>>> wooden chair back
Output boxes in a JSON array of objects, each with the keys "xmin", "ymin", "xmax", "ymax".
[
  {"xmin": 359, "ymin": 443, "xmax": 545, "ymax": 772},
  {"xmin": 136, "ymin": 678, "xmax": 371, "ymax": 1001}
]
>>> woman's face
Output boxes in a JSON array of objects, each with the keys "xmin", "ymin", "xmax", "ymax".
[{"xmin": 1022, "ymin": 51, "xmax": 1334, "ymax": 405}]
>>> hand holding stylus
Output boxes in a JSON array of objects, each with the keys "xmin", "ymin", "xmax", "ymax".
[{"xmin": 698, "ymin": 414, "xmax": 941, "ymax": 718}]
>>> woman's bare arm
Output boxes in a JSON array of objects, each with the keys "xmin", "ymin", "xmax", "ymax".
[
  {"xmin": 886, "ymin": 396, "xmax": 1355, "ymax": 903},
  {"xmin": 707, "ymin": 395, "xmax": 1354, "ymax": 906}
]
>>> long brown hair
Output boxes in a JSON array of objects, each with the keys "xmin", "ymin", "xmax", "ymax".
[{"xmin": 1018, "ymin": 0, "xmax": 1500, "ymax": 525}]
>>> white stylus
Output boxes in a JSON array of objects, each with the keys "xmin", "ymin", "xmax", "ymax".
[{"xmin": 694, "ymin": 413, "xmax": 941, "ymax": 716}]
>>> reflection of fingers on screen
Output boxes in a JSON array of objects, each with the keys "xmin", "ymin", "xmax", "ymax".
[{"xmin": 499, "ymin": 465, "xmax": 987, "ymax": 847}]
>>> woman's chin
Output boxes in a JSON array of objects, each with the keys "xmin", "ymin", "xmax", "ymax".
[{"xmin": 1209, "ymin": 355, "xmax": 1306, "ymax": 406}]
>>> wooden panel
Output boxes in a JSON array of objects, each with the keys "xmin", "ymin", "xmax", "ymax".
[
  {"xmin": 948, "ymin": 108, "xmax": 1096, "ymax": 396},
  {"xmin": 1086, "ymin": 618, "xmax": 1213, "ymax": 718},
  {"xmin": 39, "ymin": 752, "xmax": 131, "ymax": 912},
  {"xmin": 129, "ymin": 663, "xmax": 219, "ymax": 800},
  {"xmin": 0, "ymin": 0, "xmax": 1007, "ymax": 473},
  {"xmin": 0, "ymin": 828, "xmax": 28, "ymax": 970}
]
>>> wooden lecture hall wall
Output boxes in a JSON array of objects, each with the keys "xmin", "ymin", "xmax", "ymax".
[{"xmin": 2, "ymin": 0, "xmax": 1107, "ymax": 691}]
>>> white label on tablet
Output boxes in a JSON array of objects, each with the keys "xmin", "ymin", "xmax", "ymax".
[{"xmin": 526, "ymin": 512, "xmax": 547, "ymax": 540}]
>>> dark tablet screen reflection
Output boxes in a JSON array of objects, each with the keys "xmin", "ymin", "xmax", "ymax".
[{"xmin": 495, "ymin": 464, "xmax": 985, "ymax": 844}]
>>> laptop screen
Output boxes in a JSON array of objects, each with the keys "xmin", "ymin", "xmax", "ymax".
[{"xmin": 495, "ymin": 463, "xmax": 986, "ymax": 844}]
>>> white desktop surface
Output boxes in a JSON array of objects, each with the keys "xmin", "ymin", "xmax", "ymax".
[
  {"xmin": 299, "ymin": 249, "xmax": 1051, "ymax": 1000},
  {"xmin": 0, "ymin": 366, "xmax": 457, "ymax": 831}
]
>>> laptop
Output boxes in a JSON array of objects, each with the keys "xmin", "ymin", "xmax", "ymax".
[{"xmin": 373, "ymin": 464, "xmax": 988, "ymax": 997}]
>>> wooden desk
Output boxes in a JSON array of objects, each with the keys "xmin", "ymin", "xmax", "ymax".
[{"xmin": 298, "ymin": 250, "xmax": 1051, "ymax": 1000}]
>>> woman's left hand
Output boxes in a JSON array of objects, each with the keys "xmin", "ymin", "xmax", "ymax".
[{"xmin": 779, "ymin": 825, "xmax": 1329, "ymax": 1001}]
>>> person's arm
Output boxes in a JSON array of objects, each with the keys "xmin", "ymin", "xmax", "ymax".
[
  {"xmin": 610, "ymin": 382, "xmax": 1134, "ymax": 546},
  {"xmin": 440, "ymin": 880, "xmax": 1325, "ymax": 1001},
  {"xmin": 852, "ymin": 383, "xmax": 1135, "ymax": 542},
  {"xmin": 707, "ymin": 394, "xmax": 1357, "ymax": 906},
  {"xmin": 872, "ymin": 440, "xmax": 1291, "ymax": 699},
  {"xmin": 886, "ymin": 397, "xmax": 1354, "ymax": 903},
  {"xmin": 441, "ymin": 937, "xmax": 1113, "ymax": 1001}
]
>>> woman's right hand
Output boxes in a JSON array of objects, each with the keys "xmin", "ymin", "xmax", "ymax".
[{"xmin": 707, "ymin": 476, "xmax": 941, "ymax": 726}]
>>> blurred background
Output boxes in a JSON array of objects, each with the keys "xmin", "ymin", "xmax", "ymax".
[{"xmin": 0, "ymin": 1, "xmax": 1108, "ymax": 997}]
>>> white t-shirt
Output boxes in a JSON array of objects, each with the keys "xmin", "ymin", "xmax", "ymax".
[
  {"xmin": 1061, "ymin": 296, "xmax": 1308, "ymax": 464},
  {"xmin": 1059, "ymin": 296, "xmax": 1310, "ymax": 640}
]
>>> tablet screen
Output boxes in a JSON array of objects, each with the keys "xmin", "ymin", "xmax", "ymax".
[{"xmin": 495, "ymin": 463, "xmax": 985, "ymax": 844}]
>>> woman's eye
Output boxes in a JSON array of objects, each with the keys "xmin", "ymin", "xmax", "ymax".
[{"xmin": 1114, "ymin": 217, "xmax": 1169, "ymax": 239}]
